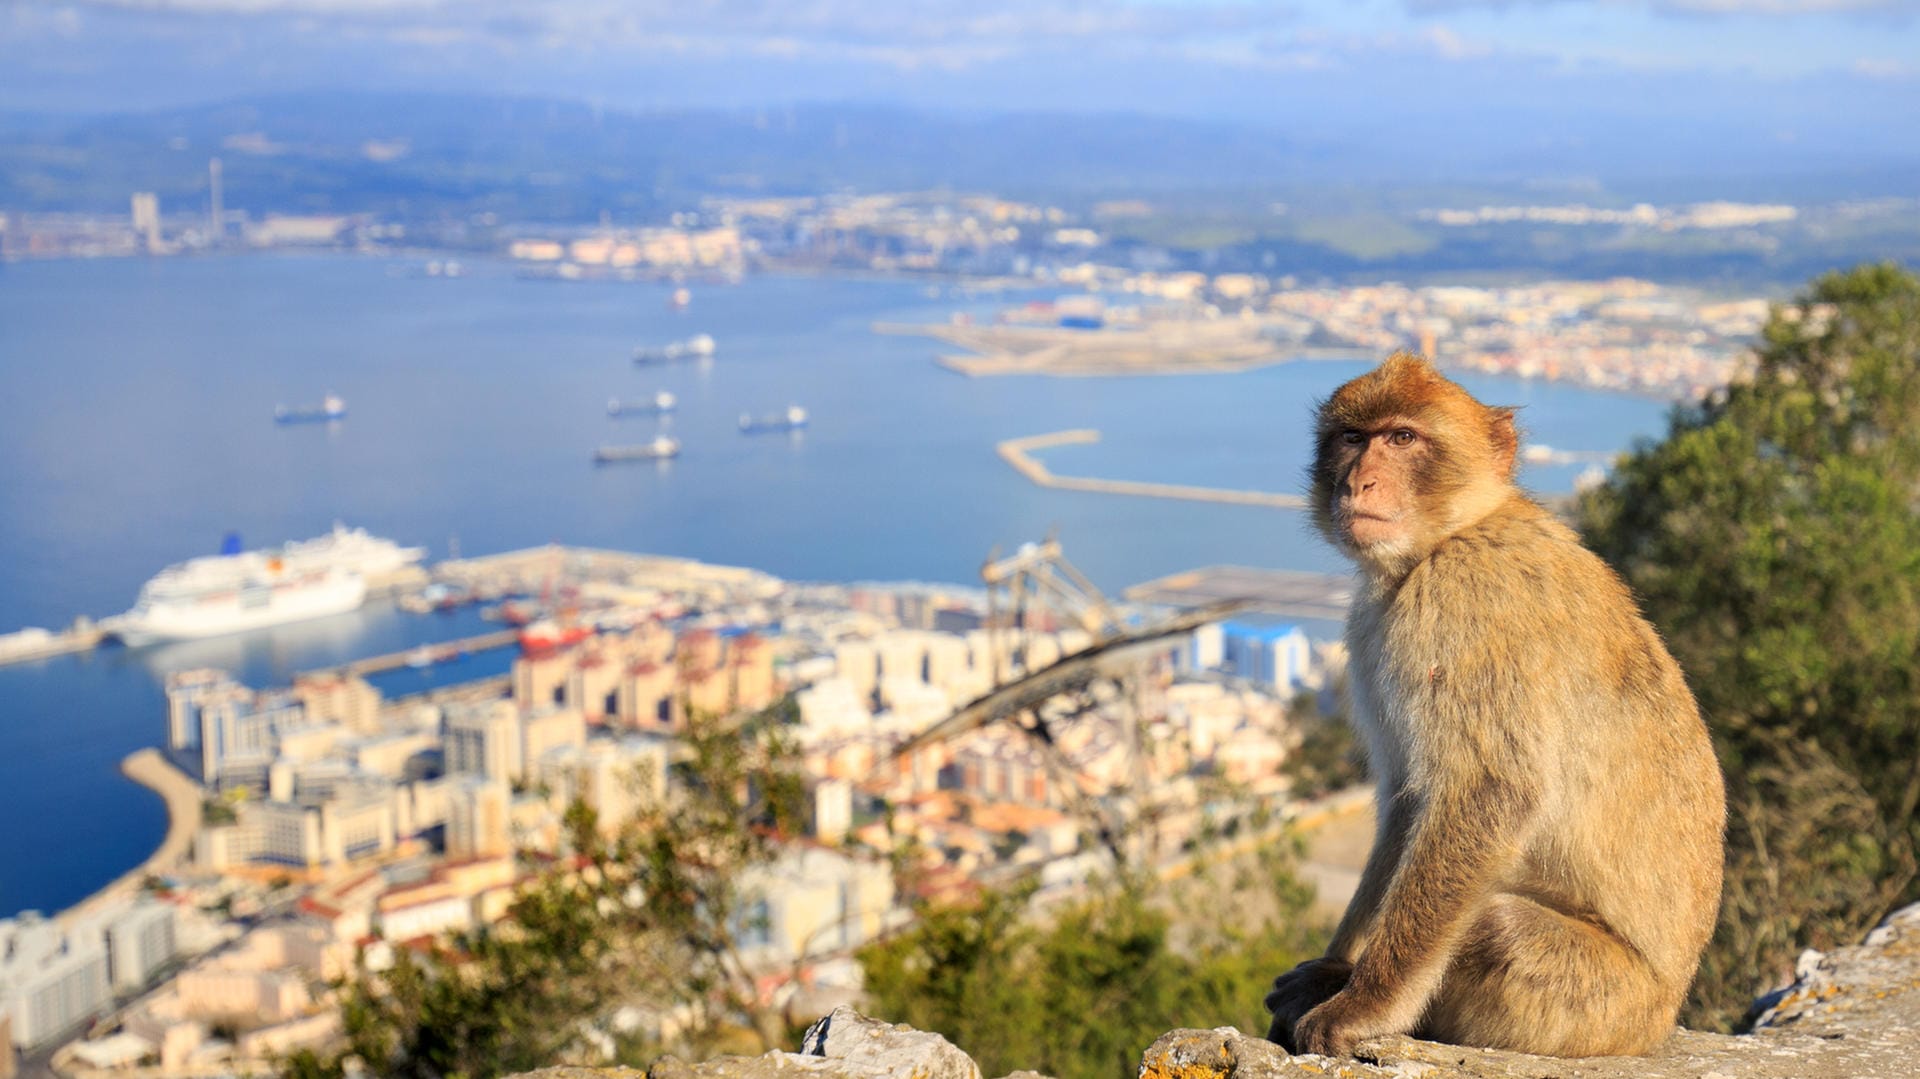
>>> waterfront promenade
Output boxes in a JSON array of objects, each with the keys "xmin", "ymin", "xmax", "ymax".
[
  {"xmin": 997, "ymin": 429, "xmax": 1308, "ymax": 509},
  {"xmin": 58, "ymin": 750, "xmax": 201, "ymax": 926}
]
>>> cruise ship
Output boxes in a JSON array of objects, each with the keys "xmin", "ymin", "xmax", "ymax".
[{"xmin": 110, "ymin": 525, "xmax": 427, "ymax": 646}]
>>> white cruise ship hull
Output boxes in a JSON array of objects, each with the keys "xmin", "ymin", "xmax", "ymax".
[{"xmin": 115, "ymin": 570, "xmax": 368, "ymax": 646}]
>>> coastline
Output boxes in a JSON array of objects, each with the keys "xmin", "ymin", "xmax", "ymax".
[{"xmin": 57, "ymin": 749, "xmax": 201, "ymax": 926}]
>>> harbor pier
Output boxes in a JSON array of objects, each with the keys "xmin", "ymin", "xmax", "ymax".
[
  {"xmin": 1125, "ymin": 565, "xmax": 1352, "ymax": 623},
  {"xmin": 997, "ymin": 430, "xmax": 1307, "ymax": 509},
  {"xmin": 308, "ymin": 628, "xmax": 522, "ymax": 678},
  {"xmin": 0, "ymin": 622, "xmax": 106, "ymax": 668}
]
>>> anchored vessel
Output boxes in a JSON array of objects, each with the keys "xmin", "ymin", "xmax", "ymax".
[
  {"xmin": 739, "ymin": 405, "xmax": 809, "ymax": 434},
  {"xmin": 109, "ymin": 525, "xmax": 426, "ymax": 645},
  {"xmin": 594, "ymin": 436, "xmax": 682, "ymax": 463},
  {"xmin": 607, "ymin": 391, "xmax": 678, "ymax": 417},
  {"xmin": 274, "ymin": 393, "xmax": 347, "ymax": 424},
  {"xmin": 633, "ymin": 334, "xmax": 716, "ymax": 364}
]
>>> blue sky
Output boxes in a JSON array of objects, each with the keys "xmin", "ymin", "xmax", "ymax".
[{"xmin": 2, "ymin": 1, "xmax": 1916, "ymax": 174}]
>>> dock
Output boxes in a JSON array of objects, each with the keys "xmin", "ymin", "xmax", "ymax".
[
  {"xmin": 306, "ymin": 629, "xmax": 522, "ymax": 678},
  {"xmin": 1125, "ymin": 565, "xmax": 1354, "ymax": 623},
  {"xmin": 997, "ymin": 430, "xmax": 1308, "ymax": 510},
  {"xmin": 0, "ymin": 622, "xmax": 107, "ymax": 668},
  {"xmin": 433, "ymin": 544, "xmax": 783, "ymax": 604}
]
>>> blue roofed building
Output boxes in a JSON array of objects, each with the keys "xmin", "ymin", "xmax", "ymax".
[{"xmin": 1218, "ymin": 621, "xmax": 1311, "ymax": 693}]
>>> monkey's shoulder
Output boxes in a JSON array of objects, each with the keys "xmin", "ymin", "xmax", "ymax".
[{"xmin": 1399, "ymin": 500, "xmax": 1632, "ymax": 621}]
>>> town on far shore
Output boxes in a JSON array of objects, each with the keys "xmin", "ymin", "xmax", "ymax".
[{"xmin": 5, "ymin": 183, "xmax": 1800, "ymax": 401}]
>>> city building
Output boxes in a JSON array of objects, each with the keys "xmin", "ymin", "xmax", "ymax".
[
  {"xmin": 0, "ymin": 915, "xmax": 112, "ymax": 1049},
  {"xmin": 201, "ymin": 781, "xmax": 397, "ymax": 870},
  {"xmin": 129, "ymin": 192, "xmax": 159, "ymax": 252},
  {"xmin": 1219, "ymin": 621, "xmax": 1311, "ymax": 692},
  {"xmin": 105, "ymin": 902, "xmax": 176, "ymax": 991},
  {"xmin": 444, "ymin": 699, "xmax": 523, "ymax": 784},
  {"xmin": 292, "ymin": 672, "xmax": 382, "ymax": 734},
  {"xmin": 165, "ymin": 669, "xmax": 305, "ymax": 787},
  {"xmin": 447, "ymin": 776, "xmax": 513, "ymax": 859},
  {"xmin": 736, "ymin": 846, "xmax": 895, "ymax": 963},
  {"xmin": 536, "ymin": 735, "xmax": 670, "ymax": 837}
]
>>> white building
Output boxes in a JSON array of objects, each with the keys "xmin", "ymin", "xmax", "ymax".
[
  {"xmin": 536, "ymin": 736, "xmax": 670, "ymax": 837},
  {"xmin": 204, "ymin": 782, "xmax": 396, "ymax": 870},
  {"xmin": 735, "ymin": 846, "xmax": 894, "ymax": 964},
  {"xmin": 447, "ymin": 776, "xmax": 513, "ymax": 859},
  {"xmin": 105, "ymin": 902, "xmax": 176, "ymax": 991},
  {"xmin": 445, "ymin": 700, "xmax": 523, "ymax": 784},
  {"xmin": 165, "ymin": 669, "xmax": 306, "ymax": 787},
  {"xmin": 0, "ymin": 915, "xmax": 112, "ymax": 1049},
  {"xmin": 810, "ymin": 779, "xmax": 853, "ymax": 843},
  {"xmin": 796, "ymin": 678, "xmax": 871, "ymax": 740}
]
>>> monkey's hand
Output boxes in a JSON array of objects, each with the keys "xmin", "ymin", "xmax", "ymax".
[
  {"xmin": 1263, "ymin": 957, "xmax": 1352, "ymax": 1051},
  {"xmin": 1292, "ymin": 990, "xmax": 1398, "ymax": 1058}
]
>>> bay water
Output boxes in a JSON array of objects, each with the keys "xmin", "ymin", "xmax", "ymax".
[{"xmin": 0, "ymin": 254, "xmax": 1672, "ymax": 915}]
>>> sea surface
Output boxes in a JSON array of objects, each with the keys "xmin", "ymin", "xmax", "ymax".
[{"xmin": 0, "ymin": 254, "xmax": 1674, "ymax": 916}]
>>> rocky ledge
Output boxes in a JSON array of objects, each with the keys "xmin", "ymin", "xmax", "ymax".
[{"xmin": 517, "ymin": 902, "xmax": 1920, "ymax": 1079}]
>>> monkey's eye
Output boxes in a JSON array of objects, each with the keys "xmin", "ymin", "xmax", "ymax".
[
  {"xmin": 1340, "ymin": 430, "xmax": 1365, "ymax": 446},
  {"xmin": 1388, "ymin": 429, "xmax": 1417, "ymax": 447}
]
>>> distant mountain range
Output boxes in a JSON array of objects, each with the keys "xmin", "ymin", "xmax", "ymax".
[
  {"xmin": 4, "ymin": 91, "xmax": 1917, "ymax": 224},
  {"xmin": 4, "ymin": 92, "xmax": 1918, "ymax": 288},
  {"xmin": 0, "ymin": 92, "xmax": 1341, "ymax": 221}
]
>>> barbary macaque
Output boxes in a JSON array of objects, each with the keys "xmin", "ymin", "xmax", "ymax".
[{"xmin": 1266, "ymin": 353, "xmax": 1724, "ymax": 1058}]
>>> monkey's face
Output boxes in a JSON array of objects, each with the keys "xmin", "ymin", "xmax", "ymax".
[
  {"xmin": 1310, "ymin": 353, "xmax": 1520, "ymax": 573},
  {"xmin": 1323, "ymin": 420, "xmax": 1427, "ymax": 552}
]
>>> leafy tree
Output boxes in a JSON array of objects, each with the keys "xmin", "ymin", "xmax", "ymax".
[
  {"xmin": 1578, "ymin": 261, "xmax": 1920, "ymax": 1030},
  {"xmin": 1279, "ymin": 689, "xmax": 1365, "ymax": 800},
  {"xmin": 860, "ymin": 844, "xmax": 1321, "ymax": 1079}
]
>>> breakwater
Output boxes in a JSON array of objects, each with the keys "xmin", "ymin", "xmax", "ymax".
[{"xmin": 996, "ymin": 430, "xmax": 1308, "ymax": 509}]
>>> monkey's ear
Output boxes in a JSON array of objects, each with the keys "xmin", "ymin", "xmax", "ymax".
[{"xmin": 1489, "ymin": 407, "xmax": 1520, "ymax": 478}]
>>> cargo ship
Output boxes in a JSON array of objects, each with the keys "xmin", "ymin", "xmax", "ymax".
[
  {"xmin": 594, "ymin": 436, "xmax": 681, "ymax": 463},
  {"xmin": 633, "ymin": 334, "xmax": 715, "ymax": 364},
  {"xmin": 607, "ymin": 391, "xmax": 677, "ymax": 417},
  {"xmin": 108, "ymin": 525, "xmax": 426, "ymax": 645},
  {"xmin": 274, "ymin": 394, "xmax": 347, "ymax": 424},
  {"xmin": 739, "ymin": 406, "xmax": 809, "ymax": 434}
]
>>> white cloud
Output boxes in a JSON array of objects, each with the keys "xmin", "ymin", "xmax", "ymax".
[
  {"xmin": 25, "ymin": 0, "xmax": 1321, "ymax": 72},
  {"xmin": 4, "ymin": 3, "xmax": 87, "ymax": 39},
  {"xmin": 1850, "ymin": 56, "xmax": 1915, "ymax": 76},
  {"xmin": 1422, "ymin": 24, "xmax": 1491, "ymax": 58}
]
